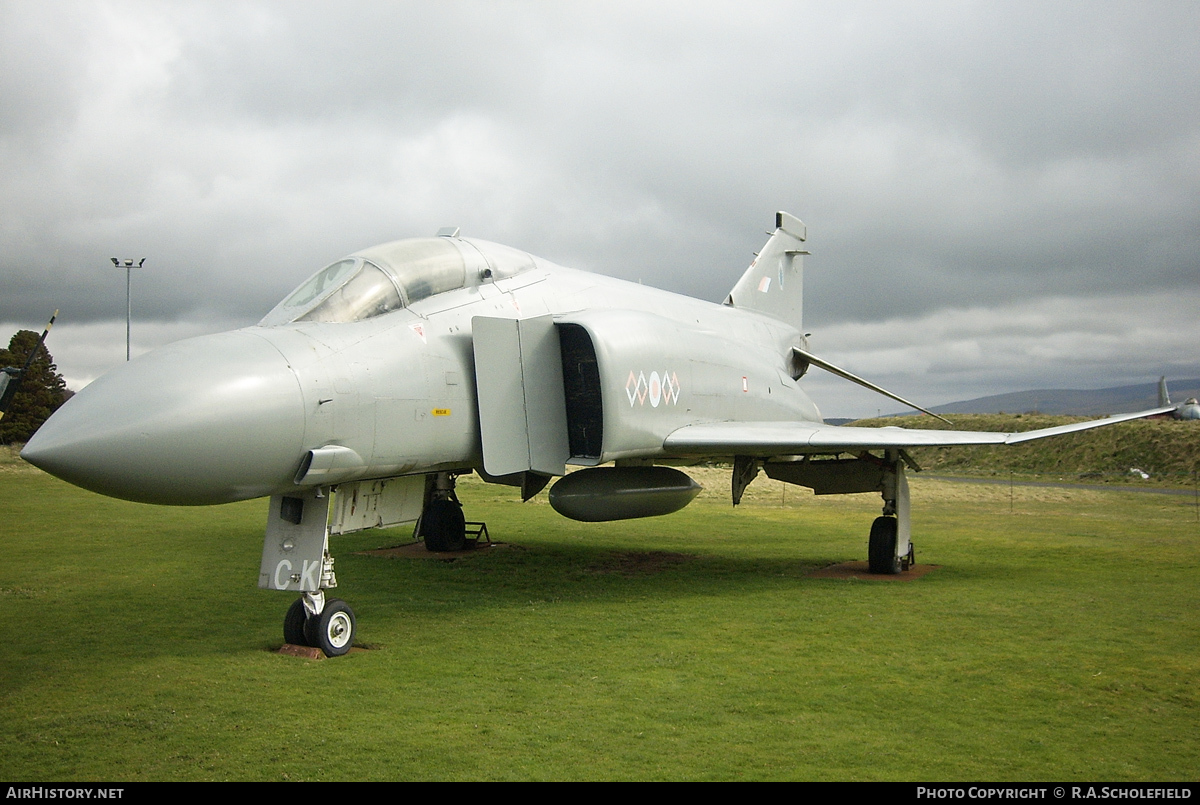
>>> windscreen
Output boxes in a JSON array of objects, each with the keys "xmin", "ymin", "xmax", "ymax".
[
  {"xmin": 281, "ymin": 259, "xmax": 357, "ymax": 309},
  {"xmin": 259, "ymin": 237, "xmax": 467, "ymax": 326},
  {"xmin": 296, "ymin": 262, "xmax": 402, "ymax": 323}
]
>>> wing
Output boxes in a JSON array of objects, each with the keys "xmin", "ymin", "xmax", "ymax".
[{"xmin": 662, "ymin": 405, "xmax": 1177, "ymax": 457}]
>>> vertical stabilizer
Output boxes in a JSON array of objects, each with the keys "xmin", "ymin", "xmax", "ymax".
[
  {"xmin": 1158, "ymin": 376, "xmax": 1171, "ymax": 407},
  {"xmin": 724, "ymin": 212, "xmax": 808, "ymax": 330}
]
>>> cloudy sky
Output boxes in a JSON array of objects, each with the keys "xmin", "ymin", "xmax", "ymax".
[{"xmin": 2, "ymin": 1, "xmax": 1197, "ymax": 417}]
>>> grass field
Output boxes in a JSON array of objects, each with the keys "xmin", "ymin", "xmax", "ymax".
[{"xmin": 1, "ymin": 451, "xmax": 1197, "ymax": 781}]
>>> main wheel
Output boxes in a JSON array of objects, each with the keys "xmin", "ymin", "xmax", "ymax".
[
  {"xmin": 868, "ymin": 516, "xmax": 901, "ymax": 575},
  {"xmin": 284, "ymin": 597, "xmax": 310, "ymax": 646},
  {"xmin": 421, "ymin": 499, "xmax": 466, "ymax": 552},
  {"xmin": 304, "ymin": 599, "xmax": 356, "ymax": 657}
]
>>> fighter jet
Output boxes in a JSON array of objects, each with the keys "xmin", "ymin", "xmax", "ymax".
[
  {"xmin": 1158, "ymin": 376, "xmax": 1200, "ymax": 420},
  {"xmin": 21, "ymin": 213, "xmax": 1175, "ymax": 656}
]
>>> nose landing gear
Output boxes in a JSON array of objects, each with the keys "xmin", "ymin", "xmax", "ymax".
[
  {"xmin": 261, "ymin": 487, "xmax": 358, "ymax": 657},
  {"xmin": 283, "ymin": 592, "xmax": 357, "ymax": 657}
]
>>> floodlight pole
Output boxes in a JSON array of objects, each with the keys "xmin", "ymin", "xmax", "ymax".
[{"xmin": 110, "ymin": 257, "xmax": 146, "ymax": 361}]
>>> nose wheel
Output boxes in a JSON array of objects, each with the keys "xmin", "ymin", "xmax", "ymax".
[
  {"xmin": 284, "ymin": 597, "xmax": 309, "ymax": 646},
  {"xmin": 283, "ymin": 594, "xmax": 356, "ymax": 657}
]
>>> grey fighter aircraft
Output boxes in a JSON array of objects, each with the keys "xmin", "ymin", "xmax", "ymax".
[
  {"xmin": 21, "ymin": 213, "xmax": 1175, "ymax": 656},
  {"xmin": 1158, "ymin": 376, "xmax": 1200, "ymax": 421}
]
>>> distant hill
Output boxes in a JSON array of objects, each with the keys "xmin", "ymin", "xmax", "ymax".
[
  {"xmin": 848, "ymin": 413, "xmax": 1200, "ymax": 484},
  {"xmin": 909, "ymin": 378, "xmax": 1200, "ymax": 417}
]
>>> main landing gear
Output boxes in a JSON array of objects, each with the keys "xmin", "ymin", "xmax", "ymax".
[
  {"xmin": 867, "ymin": 450, "xmax": 914, "ymax": 575},
  {"xmin": 419, "ymin": 472, "xmax": 467, "ymax": 552},
  {"xmin": 757, "ymin": 450, "xmax": 916, "ymax": 576}
]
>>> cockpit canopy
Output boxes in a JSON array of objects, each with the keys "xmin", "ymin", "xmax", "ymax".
[{"xmin": 259, "ymin": 236, "xmax": 535, "ymax": 326}]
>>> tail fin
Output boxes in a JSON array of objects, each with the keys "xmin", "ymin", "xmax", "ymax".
[
  {"xmin": 1158, "ymin": 376, "xmax": 1171, "ymax": 407},
  {"xmin": 724, "ymin": 212, "xmax": 808, "ymax": 331}
]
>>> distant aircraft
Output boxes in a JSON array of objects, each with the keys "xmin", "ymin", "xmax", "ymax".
[
  {"xmin": 22, "ymin": 214, "xmax": 1175, "ymax": 656},
  {"xmin": 1158, "ymin": 376, "xmax": 1200, "ymax": 420}
]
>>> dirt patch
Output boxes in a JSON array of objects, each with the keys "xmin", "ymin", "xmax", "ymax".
[
  {"xmin": 807, "ymin": 560, "xmax": 939, "ymax": 581},
  {"xmin": 356, "ymin": 541, "xmax": 509, "ymax": 560},
  {"xmin": 586, "ymin": 550, "xmax": 691, "ymax": 576},
  {"xmin": 277, "ymin": 644, "xmax": 370, "ymax": 658}
]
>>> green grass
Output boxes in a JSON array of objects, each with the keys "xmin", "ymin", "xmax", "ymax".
[{"xmin": 1, "ymin": 456, "xmax": 1197, "ymax": 780}]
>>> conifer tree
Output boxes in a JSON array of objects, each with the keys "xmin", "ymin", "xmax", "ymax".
[{"xmin": 0, "ymin": 330, "xmax": 68, "ymax": 444}]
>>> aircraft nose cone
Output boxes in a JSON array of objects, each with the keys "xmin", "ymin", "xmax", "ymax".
[{"xmin": 22, "ymin": 330, "xmax": 306, "ymax": 504}]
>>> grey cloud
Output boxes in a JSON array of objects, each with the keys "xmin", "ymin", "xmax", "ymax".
[{"xmin": 1, "ymin": 0, "xmax": 1197, "ymax": 404}]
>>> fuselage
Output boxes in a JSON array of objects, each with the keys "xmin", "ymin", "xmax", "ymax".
[
  {"xmin": 1177, "ymin": 399, "xmax": 1200, "ymax": 420},
  {"xmin": 23, "ymin": 236, "xmax": 820, "ymax": 505}
]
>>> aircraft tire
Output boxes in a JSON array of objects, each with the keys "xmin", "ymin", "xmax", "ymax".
[
  {"xmin": 443, "ymin": 503, "xmax": 466, "ymax": 551},
  {"xmin": 868, "ymin": 516, "xmax": 901, "ymax": 575},
  {"xmin": 305, "ymin": 599, "xmax": 356, "ymax": 657},
  {"xmin": 421, "ymin": 499, "xmax": 466, "ymax": 552},
  {"xmin": 284, "ymin": 597, "xmax": 310, "ymax": 646}
]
